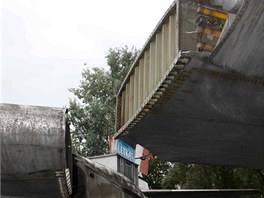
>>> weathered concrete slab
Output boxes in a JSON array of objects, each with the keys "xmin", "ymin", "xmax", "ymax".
[
  {"xmin": 211, "ymin": 0, "xmax": 264, "ymax": 76},
  {"xmin": 0, "ymin": 103, "xmax": 68, "ymax": 197},
  {"xmin": 0, "ymin": 103, "xmax": 67, "ymax": 176},
  {"xmin": 75, "ymin": 155, "xmax": 146, "ymax": 198}
]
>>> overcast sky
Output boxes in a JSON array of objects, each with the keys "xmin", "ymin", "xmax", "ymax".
[{"xmin": 1, "ymin": 0, "xmax": 174, "ymax": 108}]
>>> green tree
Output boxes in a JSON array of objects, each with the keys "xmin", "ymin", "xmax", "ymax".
[
  {"xmin": 68, "ymin": 46, "xmax": 138, "ymax": 156},
  {"xmin": 162, "ymin": 163, "xmax": 264, "ymax": 194},
  {"xmin": 142, "ymin": 157, "xmax": 171, "ymax": 189}
]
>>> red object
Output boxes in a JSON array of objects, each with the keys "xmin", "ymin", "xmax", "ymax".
[
  {"xmin": 108, "ymin": 135, "xmax": 117, "ymax": 154},
  {"xmin": 140, "ymin": 148, "xmax": 152, "ymax": 176}
]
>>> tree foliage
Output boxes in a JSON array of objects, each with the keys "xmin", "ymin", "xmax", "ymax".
[
  {"xmin": 143, "ymin": 157, "xmax": 264, "ymax": 196},
  {"xmin": 142, "ymin": 157, "xmax": 171, "ymax": 189},
  {"xmin": 163, "ymin": 163, "xmax": 264, "ymax": 195},
  {"xmin": 68, "ymin": 46, "xmax": 138, "ymax": 156}
]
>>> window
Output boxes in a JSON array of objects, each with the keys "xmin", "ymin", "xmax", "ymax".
[{"xmin": 117, "ymin": 155, "xmax": 138, "ymax": 186}]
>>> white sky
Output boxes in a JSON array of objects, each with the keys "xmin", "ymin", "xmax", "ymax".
[{"xmin": 1, "ymin": 0, "xmax": 174, "ymax": 108}]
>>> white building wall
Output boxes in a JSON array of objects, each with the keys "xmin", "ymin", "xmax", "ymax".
[
  {"xmin": 89, "ymin": 155, "xmax": 118, "ymax": 171},
  {"xmin": 135, "ymin": 145, "xmax": 144, "ymax": 172}
]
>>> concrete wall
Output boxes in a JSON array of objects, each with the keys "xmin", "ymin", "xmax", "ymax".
[
  {"xmin": 74, "ymin": 156, "xmax": 146, "ymax": 198},
  {"xmin": 0, "ymin": 103, "xmax": 70, "ymax": 197}
]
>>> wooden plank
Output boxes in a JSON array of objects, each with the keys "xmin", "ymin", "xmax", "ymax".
[
  {"xmin": 148, "ymin": 48, "xmax": 152, "ymax": 94},
  {"xmin": 129, "ymin": 74, "xmax": 134, "ymax": 118},
  {"xmin": 132, "ymin": 73, "xmax": 137, "ymax": 114},
  {"xmin": 149, "ymin": 41, "xmax": 156, "ymax": 92},
  {"xmin": 171, "ymin": 13, "xmax": 177, "ymax": 59},
  {"xmin": 144, "ymin": 51, "xmax": 149, "ymax": 100},
  {"xmin": 139, "ymin": 59, "xmax": 144, "ymax": 105},
  {"xmin": 121, "ymin": 91, "xmax": 125, "ymax": 126},
  {"xmin": 125, "ymin": 83, "xmax": 129, "ymax": 123},
  {"xmin": 134, "ymin": 66, "xmax": 139, "ymax": 112},
  {"xmin": 155, "ymin": 33, "xmax": 162, "ymax": 85},
  {"xmin": 116, "ymin": 95, "xmax": 121, "ymax": 130},
  {"xmin": 175, "ymin": 2, "xmax": 180, "ymax": 54},
  {"xmin": 168, "ymin": 15, "xmax": 173, "ymax": 66},
  {"xmin": 161, "ymin": 24, "xmax": 166, "ymax": 76},
  {"xmin": 162, "ymin": 23, "xmax": 169, "ymax": 76}
]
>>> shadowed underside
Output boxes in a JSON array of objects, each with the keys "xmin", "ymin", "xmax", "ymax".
[{"xmin": 127, "ymin": 57, "xmax": 264, "ymax": 169}]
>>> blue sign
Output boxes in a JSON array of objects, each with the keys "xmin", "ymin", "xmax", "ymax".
[{"xmin": 116, "ymin": 139, "xmax": 135, "ymax": 162}]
